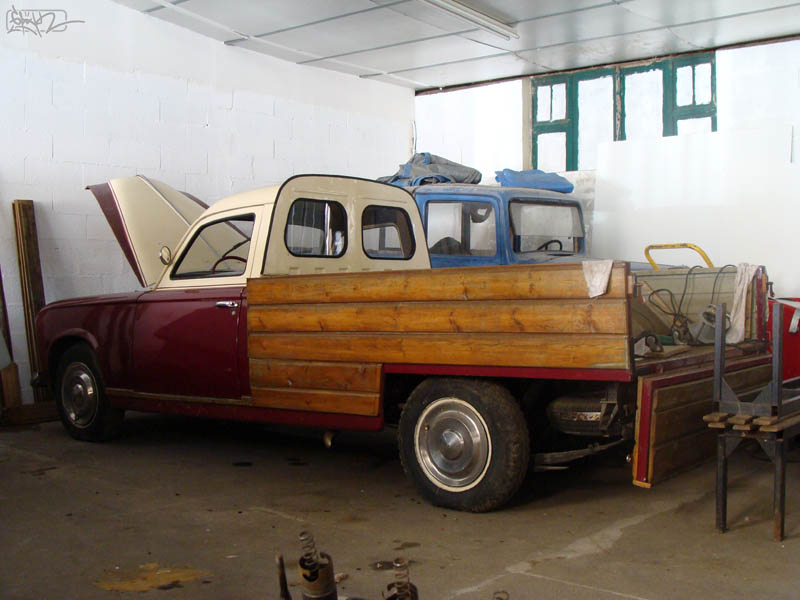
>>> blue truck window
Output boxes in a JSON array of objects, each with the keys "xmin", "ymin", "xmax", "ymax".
[
  {"xmin": 426, "ymin": 201, "xmax": 496, "ymax": 257},
  {"xmin": 509, "ymin": 200, "xmax": 583, "ymax": 254}
]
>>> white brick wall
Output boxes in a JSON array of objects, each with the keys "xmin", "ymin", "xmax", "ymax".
[{"xmin": 0, "ymin": 1, "xmax": 413, "ymax": 404}]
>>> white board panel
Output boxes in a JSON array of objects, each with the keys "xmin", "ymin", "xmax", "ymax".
[{"xmin": 592, "ymin": 126, "xmax": 800, "ymax": 295}]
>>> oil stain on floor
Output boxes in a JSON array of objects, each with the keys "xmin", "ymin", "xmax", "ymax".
[{"xmin": 95, "ymin": 562, "xmax": 209, "ymax": 592}]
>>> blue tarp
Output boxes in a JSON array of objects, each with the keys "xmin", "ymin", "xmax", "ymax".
[{"xmin": 494, "ymin": 168, "xmax": 574, "ymax": 193}]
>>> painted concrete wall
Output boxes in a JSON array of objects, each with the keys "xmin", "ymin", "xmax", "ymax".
[
  {"xmin": 414, "ymin": 80, "xmax": 522, "ymax": 184},
  {"xmin": 0, "ymin": 0, "xmax": 414, "ymax": 403},
  {"xmin": 717, "ymin": 39, "xmax": 800, "ymax": 162},
  {"xmin": 592, "ymin": 126, "xmax": 799, "ymax": 297}
]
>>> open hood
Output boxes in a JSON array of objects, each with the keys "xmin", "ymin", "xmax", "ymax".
[{"xmin": 88, "ymin": 176, "xmax": 208, "ymax": 287}]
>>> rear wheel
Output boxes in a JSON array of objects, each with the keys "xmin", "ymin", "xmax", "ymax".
[
  {"xmin": 398, "ymin": 378, "xmax": 529, "ymax": 512},
  {"xmin": 55, "ymin": 344, "xmax": 123, "ymax": 442}
]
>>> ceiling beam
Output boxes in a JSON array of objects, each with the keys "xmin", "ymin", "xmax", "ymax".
[
  {"xmin": 358, "ymin": 1, "xmax": 800, "ymax": 80},
  {"xmin": 224, "ymin": 0, "xmax": 412, "ymax": 46}
]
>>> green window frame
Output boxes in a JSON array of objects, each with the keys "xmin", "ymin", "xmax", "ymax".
[{"xmin": 530, "ymin": 52, "xmax": 716, "ymax": 171}]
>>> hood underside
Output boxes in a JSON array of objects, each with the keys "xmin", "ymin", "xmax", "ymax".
[{"xmin": 88, "ymin": 176, "xmax": 207, "ymax": 287}]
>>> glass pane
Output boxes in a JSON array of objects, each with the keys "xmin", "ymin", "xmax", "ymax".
[
  {"xmin": 509, "ymin": 200, "xmax": 583, "ymax": 254},
  {"xmin": 677, "ymin": 117, "xmax": 712, "ymax": 135},
  {"xmin": 551, "ymin": 83, "xmax": 566, "ymax": 120},
  {"xmin": 624, "ymin": 70, "xmax": 663, "ymax": 140},
  {"xmin": 467, "ymin": 203, "xmax": 496, "ymax": 255},
  {"xmin": 427, "ymin": 203, "xmax": 461, "ymax": 253},
  {"xmin": 577, "ymin": 76, "xmax": 613, "ymax": 170},
  {"xmin": 427, "ymin": 201, "xmax": 496, "ymax": 256},
  {"xmin": 536, "ymin": 132, "xmax": 566, "ymax": 172},
  {"xmin": 362, "ymin": 205, "xmax": 414, "ymax": 260},
  {"xmin": 676, "ymin": 65, "xmax": 693, "ymax": 106},
  {"xmin": 694, "ymin": 62, "xmax": 712, "ymax": 104},
  {"xmin": 285, "ymin": 199, "xmax": 347, "ymax": 257},
  {"xmin": 536, "ymin": 85, "xmax": 551, "ymax": 122},
  {"xmin": 174, "ymin": 215, "xmax": 254, "ymax": 278}
]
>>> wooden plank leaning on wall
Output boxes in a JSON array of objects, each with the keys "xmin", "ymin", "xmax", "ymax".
[
  {"xmin": 0, "ymin": 264, "xmax": 22, "ymax": 416},
  {"xmin": 247, "ymin": 262, "xmax": 632, "ymax": 416},
  {"xmin": 3, "ymin": 200, "xmax": 57, "ymax": 425}
]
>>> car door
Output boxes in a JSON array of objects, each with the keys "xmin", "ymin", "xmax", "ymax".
[{"xmin": 132, "ymin": 209, "xmax": 261, "ymax": 400}]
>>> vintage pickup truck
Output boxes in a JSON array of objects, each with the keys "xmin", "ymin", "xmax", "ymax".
[{"xmin": 35, "ymin": 174, "xmax": 772, "ymax": 512}]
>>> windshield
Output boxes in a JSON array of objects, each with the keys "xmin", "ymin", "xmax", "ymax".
[{"xmin": 509, "ymin": 199, "xmax": 583, "ymax": 254}]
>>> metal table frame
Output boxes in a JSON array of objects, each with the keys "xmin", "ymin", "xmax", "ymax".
[
  {"xmin": 716, "ymin": 423, "xmax": 799, "ymax": 541},
  {"xmin": 711, "ymin": 302, "xmax": 800, "ymax": 541}
]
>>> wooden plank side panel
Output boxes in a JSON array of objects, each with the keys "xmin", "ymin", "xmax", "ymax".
[
  {"xmin": 251, "ymin": 386, "xmax": 380, "ymax": 416},
  {"xmin": 646, "ymin": 363, "xmax": 771, "ymax": 483},
  {"xmin": 633, "ymin": 355, "xmax": 771, "ymax": 487},
  {"xmin": 248, "ymin": 299, "xmax": 629, "ymax": 335},
  {"xmin": 249, "ymin": 332, "xmax": 630, "ymax": 370},
  {"xmin": 249, "ymin": 359, "xmax": 381, "ymax": 393},
  {"xmin": 649, "ymin": 428, "xmax": 717, "ymax": 485},
  {"xmin": 652, "ymin": 364, "xmax": 773, "ymax": 413},
  {"xmin": 651, "ymin": 398, "xmax": 718, "ymax": 445},
  {"xmin": 248, "ymin": 262, "xmax": 628, "ymax": 305}
]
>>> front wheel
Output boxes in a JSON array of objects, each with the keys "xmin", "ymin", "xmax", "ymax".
[
  {"xmin": 398, "ymin": 378, "xmax": 529, "ymax": 512},
  {"xmin": 55, "ymin": 344, "xmax": 123, "ymax": 442}
]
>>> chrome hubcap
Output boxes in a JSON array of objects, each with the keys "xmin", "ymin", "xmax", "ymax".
[
  {"xmin": 60, "ymin": 362, "xmax": 98, "ymax": 428},
  {"xmin": 415, "ymin": 398, "xmax": 491, "ymax": 491}
]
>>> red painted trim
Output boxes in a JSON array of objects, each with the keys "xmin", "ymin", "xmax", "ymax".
[
  {"xmin": 383, "ymin": 363, "xmax": 633, "ymax": 382},
  {"xmin": 634, "ymin": 343, "xmax": 766, "ymax": 376},
  {"xmin": 112, "ymin": 396, "xmax": 384, "ymax": 431},
  {"xmin": 635, "ymin": 379, "xmax": 654, "ymax": 483},
  {"xmin": 632, "ymin": 354, "xmax": 771, "ymax": 484},
  {"xmin": 756, "ymin": 267, "xmax": 766, "ymax": 341}
]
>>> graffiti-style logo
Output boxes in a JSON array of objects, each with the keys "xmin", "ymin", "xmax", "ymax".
[{"xmin": 6, "ymin": 5, "xmax": 84, "ymax": 36}]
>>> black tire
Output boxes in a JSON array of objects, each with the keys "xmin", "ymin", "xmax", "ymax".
[
  {"xmin": 55, "ymin": 344, "xmax": 124, "ymax": 442},
  {"xmin": 398, "ymin": 378, "xmax": 530, "ymax": 512}
]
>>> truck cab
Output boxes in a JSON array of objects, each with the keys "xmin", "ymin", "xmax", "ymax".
[{"xmin": 412, "ymin": 184, "xmax": 586, "ymax": 268}]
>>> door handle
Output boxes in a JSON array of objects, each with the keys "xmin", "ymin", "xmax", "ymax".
[{"xmin": 216, "ymin": 301, "xmax": 239, "ymax": 309}]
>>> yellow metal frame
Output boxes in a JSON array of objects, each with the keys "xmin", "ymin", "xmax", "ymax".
[{"xmin": 644, "ymin": 243, "xmax": 714, "ymax": 270}]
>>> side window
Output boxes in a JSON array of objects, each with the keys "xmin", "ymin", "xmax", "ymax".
[
  {"xmin": 362, "ymin": 205, "xmax": 415, "ymax": 260},
  {"xmin": 426, "ymin": 201, "xmax": 496, "ymax": 256},
  {"xmin": 285, "ymin": 199, "xmax": 347, "ymax": 257},
  {"xmin": 509, "ymin": 200, "xmax": 583, "ymax": 254},
  {"xmin": 172, "ymin": 214, "xmax": 255, "ymax": 279}
]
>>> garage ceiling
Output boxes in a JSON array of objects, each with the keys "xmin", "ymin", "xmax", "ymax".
[{"xmin": 115, "ymin": 0, "xmax": 800, "ymax": 91}]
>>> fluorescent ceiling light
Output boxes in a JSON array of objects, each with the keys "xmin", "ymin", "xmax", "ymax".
[{"xmin": 417, "ymin": 0, "xmax": 519, "ymax": 41}]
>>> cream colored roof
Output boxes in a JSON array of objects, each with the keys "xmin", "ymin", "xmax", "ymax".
[{"xmin": 204, "ymin": 185, "xmax": 280, "ymax": 217}]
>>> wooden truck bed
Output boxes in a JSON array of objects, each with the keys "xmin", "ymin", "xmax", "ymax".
[
  {"xmin": 246, "ymin": 260, "xmax": 770, "ymax": 488},
  {"xmin": 247, "ymin": 261, "xmax": 633, "ymax": 417}
]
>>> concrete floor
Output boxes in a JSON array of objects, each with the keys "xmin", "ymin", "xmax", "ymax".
[{"xmin": 1, "ymin": 413, "xmax": 799, "ymax": 600}]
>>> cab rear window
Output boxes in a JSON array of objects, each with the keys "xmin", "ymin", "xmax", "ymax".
[
  {"xmin": 284, "ymin": 199, "xmax": 347, "ymax": 258},
  {"xmin": 362, "ymin": 205, "xmax": 415, "ymax": 260}
]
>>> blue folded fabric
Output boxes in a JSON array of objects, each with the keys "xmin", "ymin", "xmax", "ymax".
[{"xmin": 494, "ymin": 168, "xmax": 574, "ymax": 193}]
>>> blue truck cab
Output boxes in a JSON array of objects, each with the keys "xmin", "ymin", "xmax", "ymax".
[{"xmin": 412, "ymin": 184, "xmax": 586, "ymax": 268}]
